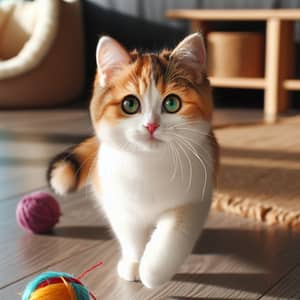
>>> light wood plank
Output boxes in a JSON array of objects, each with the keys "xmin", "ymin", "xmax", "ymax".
[
  {"xmin": 166, "ymin": 9, "xmax": 300, "ymax": 21},
  {"xmin": 264, "ymin": 19, "xmax": 294, "ymax": 123},
  {"xmin": 209, "ymin": 77, "xmax": 265, "ymax": 89},
  {"xmin": 264, "ymin": 18, "xmax": 281, "ymax": 123},
  {"xmin": 283, "ymin": 79, "xmax": 300, "ymax": 90}
]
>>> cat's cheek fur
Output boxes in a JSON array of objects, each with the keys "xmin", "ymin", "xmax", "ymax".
[
  {"xmin": 95, "ymin": 119, "xmax": 124, "ymax": 148},
  {"xmin": 96, "ymin": 116, "xmax": 138, "ymax": 147}
]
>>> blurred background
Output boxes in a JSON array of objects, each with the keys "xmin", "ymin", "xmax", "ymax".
[
  {"xmin": 1, "ymin": 0, "xmax": 300, "ymax": 111},
  {"xmin": 1, "ymin": 2, "xmax": 300, "ymax": 298}
]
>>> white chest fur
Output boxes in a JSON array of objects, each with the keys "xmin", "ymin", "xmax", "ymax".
[{"xmin": 97, "ymin": 139, "xmax": 214, "ymax": 223}]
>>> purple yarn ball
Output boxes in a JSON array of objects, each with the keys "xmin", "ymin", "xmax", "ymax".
[{"xmin": 16, "ymin": 192, "xmax": 61, "ymax": 234}]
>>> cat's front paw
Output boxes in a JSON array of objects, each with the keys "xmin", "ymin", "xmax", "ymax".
[
  {"xmin": 117, "ymin": 259, "xmax": 139, "ymax": 282},
  {"xmin": 139, "ymin": 262, "xmax": 171, "ymax": 289}
]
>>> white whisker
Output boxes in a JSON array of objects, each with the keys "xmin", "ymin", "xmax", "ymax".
[
  {"xmin": 175, "ymin": 134, "xmax": 216, "ymax": 166},
  {"xmin": 172, "ymin": 142, "xmax": 184, "ymax": 184},
  {"xmin": 168, "ymin": 132, "xmax": 208, "ymax": 200},
  {"xmin": 168, "ymin": 143, "xmax": 177, "ymax": 182},
  {"xmin": 175, "ymin": 140, "xmax": 193, "ymax": 191},
  {"xmin": 165, "ymin": 126, "xmax": 218, "ymax": 147},
  {"xmin": 181, "ymin": 140, "xmax": 208, "ymax": 200}
]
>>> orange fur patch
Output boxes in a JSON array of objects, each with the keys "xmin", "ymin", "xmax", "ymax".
[
  {"xmin": 73, "ymin": 136, "xmax": 99, "ymax": 189},
  {"xmin": 91, "ymin": 55, "xmax": 152, "ymax": 125}
]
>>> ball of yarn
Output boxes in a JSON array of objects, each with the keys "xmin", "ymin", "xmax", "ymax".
[
  {"xmin": 22, "ymin": 271, "xmax": 91, "ymax": 300},
  {"xmin": 16, "ymin": 191, "xmax": 61, "ymax": 234}
]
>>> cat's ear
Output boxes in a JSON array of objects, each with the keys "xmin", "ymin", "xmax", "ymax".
[
  {"xmin": 170, "ymin": 33, "xmax": 207, "ymax": 82},
  {"xmin": 96, "ymin": 36, "xmax": 131, "ymax": 87}
]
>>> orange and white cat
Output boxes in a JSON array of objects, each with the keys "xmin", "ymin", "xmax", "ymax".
[{"xmin": 48, "ymin": 33, "xmax": 218, "ymax": 288}]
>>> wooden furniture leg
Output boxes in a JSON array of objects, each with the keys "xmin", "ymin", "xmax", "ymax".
[
  {"xmin": 265, "ymin": 19, "xmax": 294, "ymax": 123},
  {"xmin": 279, "ymin": 21, "xmax": 294, "ymax": 109},
  {"xmin": 190, "ymin": 20, "xmax": 208, "ymax": 35}
]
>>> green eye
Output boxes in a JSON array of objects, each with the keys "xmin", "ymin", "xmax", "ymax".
[
  {"xmin": 162, "ymin": 94, "xmax": 182, "ymax": 113},
  {"xmin": 121, "ymin": 95, "xmax": 140, "ymax": 114}
]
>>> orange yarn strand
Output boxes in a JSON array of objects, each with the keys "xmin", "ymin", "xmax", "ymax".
[{"xmin": 29, "ymin": 283, "xmax": 75, "ymax": 300}]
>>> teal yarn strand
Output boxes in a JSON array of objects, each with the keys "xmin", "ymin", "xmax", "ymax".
[{"xmin": 71, "ymin": 282, "xmax": 91, "ymax": 299}]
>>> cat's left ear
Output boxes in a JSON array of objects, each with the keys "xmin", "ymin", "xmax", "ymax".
[
  {"xmin": 170, "ymin": 33, "xmax": 207, "ymax": 82},
  {"xmin": 96, "ymin": 36, "xmax": 131, "ymax": 87}
]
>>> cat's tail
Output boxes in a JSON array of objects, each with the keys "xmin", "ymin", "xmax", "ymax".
[{"xmin": 47, "ymin": 136, "xmax": 99, "ymax": 195}]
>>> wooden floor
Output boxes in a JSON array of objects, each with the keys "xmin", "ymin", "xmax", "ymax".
[{"xmin": 0, "ymin": 109, "xmax": 299, "ymax": 300}]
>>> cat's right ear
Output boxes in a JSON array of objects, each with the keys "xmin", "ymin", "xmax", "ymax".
[{"xmin": 96, "ymin": 36, "xmax": 131, "ymax": 87}]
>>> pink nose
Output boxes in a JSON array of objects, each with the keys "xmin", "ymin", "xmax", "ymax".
[{"xmin": 145, "ymin": 123, "xmax": 159, "ymax": 135}]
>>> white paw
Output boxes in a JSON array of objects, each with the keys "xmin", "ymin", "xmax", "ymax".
[
  {"xmin": 117, "ymin": 259, "xmax": 139, "ymax": 282},
  {"xmin": 139, "ymin": 261, "xmax": 171, "ymax": 289}
]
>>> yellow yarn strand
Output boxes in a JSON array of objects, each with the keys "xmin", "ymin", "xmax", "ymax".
[{"xmin": 29, "ymin": 283, "xmax": 76, "ymax": 300}]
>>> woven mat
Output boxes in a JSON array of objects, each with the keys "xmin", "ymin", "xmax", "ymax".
[{"xmin": 213, "ymin": 116, "xmax": 300, "ymax": 229}]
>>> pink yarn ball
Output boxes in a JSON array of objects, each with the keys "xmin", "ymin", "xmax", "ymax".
[{"xmin": 16, "ymin": 192, "xmax": 61, "ymax": 234}]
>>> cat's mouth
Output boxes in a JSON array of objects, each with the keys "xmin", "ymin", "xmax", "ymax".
[
  {"xmin": 130, "ymin": 133, "xmax": 164, "ymax": 151},
  {"xmin": 126, "ymin": 129, "xmax": 166, "ymax": 151},
  {"xmin": 141, "ymin": 136, "xmax": 163, "ymax": 147},
  {"xmin": 147, "ymin": 135, "xmax": 162, "ymax": 142}
]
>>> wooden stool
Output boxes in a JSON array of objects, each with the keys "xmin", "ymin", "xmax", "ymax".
[{"xmin": 167, "ymin": 9, "xmax": 297, "ymax": 123}]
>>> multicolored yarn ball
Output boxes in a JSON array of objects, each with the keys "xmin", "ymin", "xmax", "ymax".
[
  {"xmin": 22, "ymin": 262, "xmax": 103, "ymax": 300},
  {"xmin": 16, "ymin": 191, "xmax": 61, "ymax": 234},
  {"xmin": 22, "ymin": 272, "xmax": 93, "ymax": 300}
]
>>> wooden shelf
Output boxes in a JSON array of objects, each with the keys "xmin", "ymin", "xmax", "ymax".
[
  {"xmin": 166, "ymin": 9, "xmax": 299, "ymax": 122},
  {"xmin": 166, "ymin": 9, "xmax": 300, "ymax": 21},
  {"xmin": 283, "ymin": 79, "xmax": 300, "ymax": 90},
  {"xmin": 209, "ymin": 77, "xmax": 265, "ymax": 89}
]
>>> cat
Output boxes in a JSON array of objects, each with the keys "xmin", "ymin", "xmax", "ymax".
[{"xmin": 47, "ymin": 33, "xmax": 219, "ymax": 288}]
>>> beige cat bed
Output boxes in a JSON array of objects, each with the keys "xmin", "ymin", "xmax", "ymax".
[{"xmin": 0, "ymin": 0, "xmax": 85, "ymax": 108}]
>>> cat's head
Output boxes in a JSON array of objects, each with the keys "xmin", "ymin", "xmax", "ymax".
[{"xmin": 90, "ymin": 33, "xmax": 213, "ymax": 152}]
